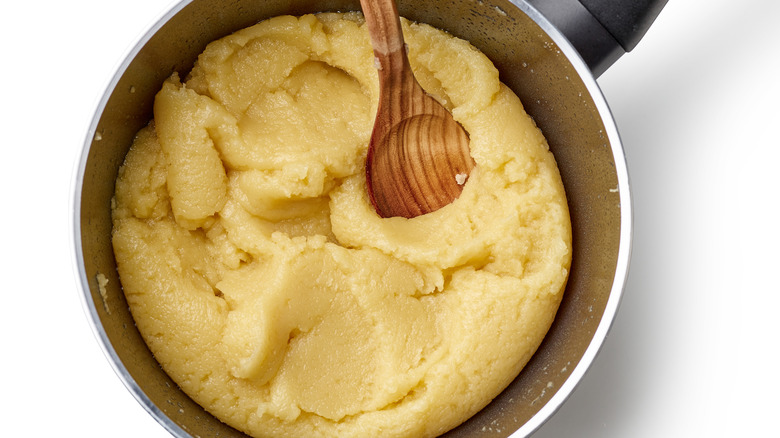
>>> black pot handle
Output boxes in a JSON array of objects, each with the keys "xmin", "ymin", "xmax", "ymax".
[{"xmin": 526, "ymin": 0, "xmax": 668, "ymax": 77}]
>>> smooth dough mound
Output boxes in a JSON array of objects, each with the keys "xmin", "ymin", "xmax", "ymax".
[{"xmin": 112, "ymin": 12, "xmax": 571, "ymax": 438}]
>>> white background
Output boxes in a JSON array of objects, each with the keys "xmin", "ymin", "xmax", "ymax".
[{"xmin": 2, "ymin": 0, "xmax": 778, "ymax": 436}]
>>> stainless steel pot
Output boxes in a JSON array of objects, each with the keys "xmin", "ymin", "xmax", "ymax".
[{"xmin": 72, "ymin": 0, "xmax": 664, "ymax": 436}]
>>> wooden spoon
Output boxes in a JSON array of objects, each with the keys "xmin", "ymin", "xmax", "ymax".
[{"xmin": 360, "ymin": 0, "xmax": 475, "ymax": 218}]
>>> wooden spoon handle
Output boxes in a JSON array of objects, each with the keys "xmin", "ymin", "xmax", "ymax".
[
  {"xmin": 360, "ymin": 0, "xmax": 421, "ymax": 129},
  {"xmin": 359, "ymin": 0, "xmax": 405, "ymax": 59}
]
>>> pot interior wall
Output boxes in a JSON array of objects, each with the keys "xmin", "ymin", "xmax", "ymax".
[{"xmin": 78, "ymin": 0, "xmax": 621, "ymax": 436}]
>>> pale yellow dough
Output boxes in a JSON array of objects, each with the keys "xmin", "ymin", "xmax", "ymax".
[{"xmin": 112, "ymin": 12, "xmax": 571, "ymax": 438}]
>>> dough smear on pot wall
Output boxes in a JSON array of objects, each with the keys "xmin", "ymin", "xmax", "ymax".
[{"xmin": 111, "ymin": 12, "xmax": 571, "ymax": 438}]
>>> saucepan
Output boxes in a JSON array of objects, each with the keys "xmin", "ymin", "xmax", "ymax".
[{"xmin": 72, "ymin": 0, "xmax": 665, "ymax": 436}]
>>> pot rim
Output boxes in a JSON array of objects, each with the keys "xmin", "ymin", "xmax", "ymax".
[
  {"xmin": 507, "ymin": 2, "xmax": 633, "ymax": 436},
  {"xmin": 71, "ymin": 1, "xmax": 195, "ymax": 436}
]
